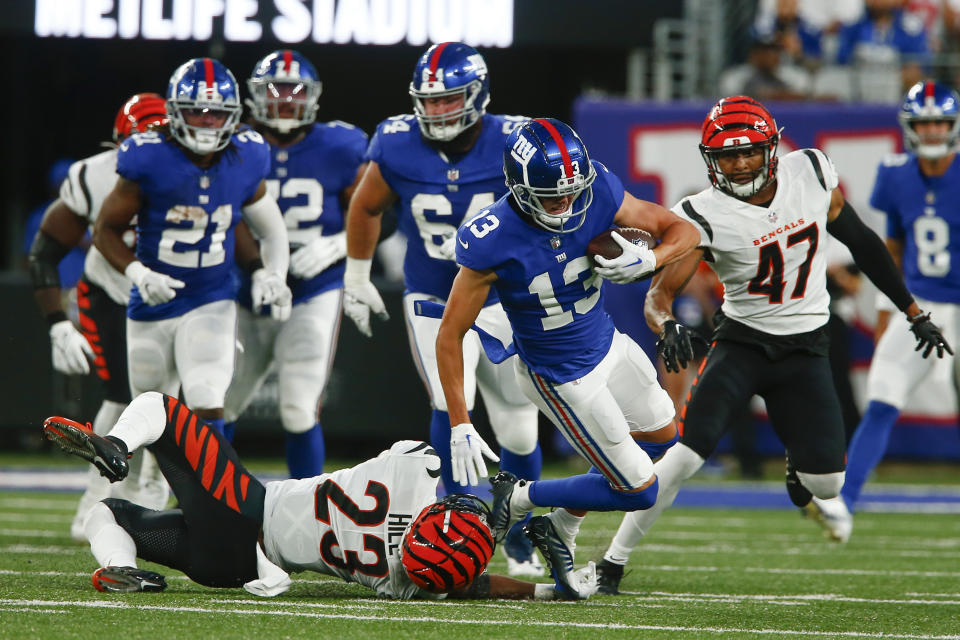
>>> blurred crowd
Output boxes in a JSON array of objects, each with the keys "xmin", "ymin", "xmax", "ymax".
[{"xmin": 723, "ymin": 0, "xmax": 960, "ymax": 102}]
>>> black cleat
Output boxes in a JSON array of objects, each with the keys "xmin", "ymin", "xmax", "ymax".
[
  {"xmin": 785, "ymin": 455, "xmax": 812, "ymax": 508},
  {"xmin": 489, "ymin": 471, "xmax": 525, "ymax": 543},
  {"xmin": 92, "ymin": 566, "xmax": 166, "ymax": 593},
  {"xmin": 525, "ymin": 515, "xmax": 583, "ymax": 600},
  {"xmin": 596, "ymin": 559, "xmax": 624, "ymax": 595},
  {"xmin": 43, "ymin": 416, "xmax": 129, "ymax": 482}
]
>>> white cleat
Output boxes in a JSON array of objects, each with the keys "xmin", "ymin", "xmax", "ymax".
[{"xmin": 804, "ymin": 496, "xmax": 853, "ymax": 543}]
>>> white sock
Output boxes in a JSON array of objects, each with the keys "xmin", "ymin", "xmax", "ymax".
[
  {"xmin": 85, "ymin": 502, "xmax": 137, "ymax": 568},
  {"xmin": 603, "ymin": 443, "xmax": 704, "ymax": 565},
  {"xmin": 511, "ymin": 480, "xmax": 535, "ymax": 514},
  {"xmin": 109, "ymin": 392, "xmax": 168, "ymax": 452},
  {"xmin": 72, "ymin": 401, "xmax": 129, "ymax": 542},
  {"xmin": 547, "ymin": 508, "xmax": 585, "ymax": 554}
]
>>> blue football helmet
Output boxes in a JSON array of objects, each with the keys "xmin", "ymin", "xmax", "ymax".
[
  {"xmin": 503, "ymin": 118, "xmax": 597, "ymax": 234},
  {"xmin": 247, "ymin": 50, "xmax": 322, "ymax": 134},
  {"xmin": 409, "ymin": 42, "xmax": 490, "ymax": 141},
  {"xmin": 166, "ymin": 58, "xmax": 242, "ymax": 155},
  {"xmin": 899, "ymin": 80, "xmax": 960, "ymax": 159}
]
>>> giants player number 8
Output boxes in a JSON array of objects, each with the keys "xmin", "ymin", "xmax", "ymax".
[{"xmin": 914, "ymin": 215, "xmax": 950, "ymax": 277}]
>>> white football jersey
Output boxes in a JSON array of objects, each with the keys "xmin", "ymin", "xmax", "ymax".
[
  {"xmin": 262, "ymin": 440, "xmax": 443, "ymax": 599},
  {"xmin": 59, "ymin": 149, "xmax": 130, "ymax": 305},
  {"xmin": 673, "ymin": 149, "xmax": 838, "ymax": 335}
]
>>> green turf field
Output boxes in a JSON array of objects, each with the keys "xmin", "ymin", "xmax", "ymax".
[{"xmin": 2, "ymin": 461, "xmax": 959, "ymax": 640}]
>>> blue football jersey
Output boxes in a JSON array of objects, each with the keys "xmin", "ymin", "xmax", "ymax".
[
  {"xmin": 238, "ymin": 121, "xmax": 368, "ymax": 311},
  {"xmin": 366, "ymin": 113, "xmax": 526, "ymax": 302},
  {"xmin": 117, "ymin": 128, "xmax": 271, "ymax": 320},
  {"xmin": 455, "ymin": 162, "xmax": 626, "ymax": 383},
  {"xmin": 870, "ymin": 153, "xmax": 960, "ymax": 303}
]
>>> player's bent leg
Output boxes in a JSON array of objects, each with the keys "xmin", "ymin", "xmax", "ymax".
[
  {"xmin": 600, "ymin": 443, "xmax": 706, "ymax": 592},
  {"xmin": 43, "ymin": 416, "xmax": 130, "ymax": 482},
  {"xmin": 71, "ymin": 400, "xmax": 127, "ymax": 541}
]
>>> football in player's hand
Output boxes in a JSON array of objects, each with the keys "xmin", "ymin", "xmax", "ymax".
[{"xmin": 587, "ymin": 227, "xmax": 656, "ymax": 263}]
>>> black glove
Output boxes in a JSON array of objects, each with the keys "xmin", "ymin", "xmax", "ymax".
[
  {"xmin": 909, "ymin": 312, "xmax": 954, "ymax": 359},
  {"xmin": 657, "ymin": 320, "xmax": 698, "ymax": 373}
]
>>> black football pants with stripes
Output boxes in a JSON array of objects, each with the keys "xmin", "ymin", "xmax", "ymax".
[
  {"xmin": 76, "ymin": 275, "xmax": 130, "ymax": 403},
  {"xmin": 104, "ymin": 395, "xmax": 266, "ymax": 587},
  {"xmin": 678, "ymin": 340, "xmax": 847, "ymax": 475}
]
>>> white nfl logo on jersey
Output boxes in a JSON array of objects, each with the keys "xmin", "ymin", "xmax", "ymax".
[
  {"xmin": 767, "ymin": 210, "xmax": 778, "ymax": 223},
  {"xmin": 447, "ymin": 168, "xmax": 459, "ymax": 181},
  {"xmin": 550, "ymin": 236, "xmax": 561, "ymax": 249}
]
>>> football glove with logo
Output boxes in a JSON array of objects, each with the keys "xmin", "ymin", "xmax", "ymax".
[
  {"xmin": 124, "ymin": 261, "xmax": 185, "ymax": 306},
  {"xmin": 450, "ymin": 422, "xmax": 499, "ymax": 487},
  {"xmin": 49, "ymin": 320, "xmax": 94, "ymax": 375},
  {"xmin": 657, "ymin": 319, "xmax": 704, "ymax": 373},
  {"xmin": 289, "ymin": 232, "xmax": 347, "ymax": 279},
  {"xmin": 593, "ymin": 232, "xmax": 657, "ymax": 283},
  {"xmin": 909, "ymin": 312, "xmax": 953, "ymax": 359}
]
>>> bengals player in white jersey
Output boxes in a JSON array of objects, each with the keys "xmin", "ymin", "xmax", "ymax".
[
  {"xmin": 28, "ymin": 93, "xmax": 172, "ymax": 540},
  {"xmin": 41, "ymin": 393, "xmax": 598, "ymax": 600},
  {"xmin": 594, "ymin": 96, "xmax": 950, "ymax": 594}
]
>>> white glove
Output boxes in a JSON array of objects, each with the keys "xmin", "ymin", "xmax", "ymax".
[
  {"xmin": 343, "ymin": 257, "xmax": 389, "ymax": 338},
  {"xmin": 566, "ymin": 561, "xmax": 599, "ymax": 599},
  {"xmin": 125, "ymin": 261, "xmax": 185, "ymax": 306},
  {"xmin": 450, "ymin": 423, "xmax": 500, "ymax": 487},
  {"xmin": 437, "ymin": 233, "xmax": 457, "ymax": 261},
  {"xmin": 251, "ymin": 269, "xmax": 292, "ymax": 321},
  {"xmin": 290, "ymin": 233, "xmax": 347, "ymax": 279},
  {"xmin": 49, "ymin": 319, "xmax": 94, "ymax": 375},
  {"xmin": 593, "ymin": 231, "xmax": 657, "ymax": 283}
]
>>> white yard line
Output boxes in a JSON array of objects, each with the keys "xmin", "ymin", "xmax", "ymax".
[{"xmin": 0, "ymin": 599, "xmax": 957, "ymax": 639}]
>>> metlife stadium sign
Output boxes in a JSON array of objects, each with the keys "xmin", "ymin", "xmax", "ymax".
[{"xmin": 33, "ymin": 0, "xmax": 514, "ymax": 47}]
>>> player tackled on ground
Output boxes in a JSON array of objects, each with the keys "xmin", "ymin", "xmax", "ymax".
[{"xmin": 42, "ymin": 393, "xmax": 598, "ymax": 600}]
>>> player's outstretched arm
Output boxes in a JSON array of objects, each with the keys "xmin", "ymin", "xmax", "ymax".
[
  {"xmin": 448, "ymin": 566, "xmax": 597, "ymax": 600},
  {"xmin": 613, "ymin": 192, "xmax": 701, "ymax": 269},
  {"xmin": 436, "ymin": 265, "xmax": 500, "ymax": 486},
  {"xmin": 644, "ymin": 249, "xmax": 704, "ymax": 372}
]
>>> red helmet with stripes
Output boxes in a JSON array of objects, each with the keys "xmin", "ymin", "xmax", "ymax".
[
  {"xmin": 699, "ymin": 96, "xmax": 781, "ymax": 198},
  {"xmin": 112, "ymin": 93, "xmax": 168, "ymax": 143},
  {"xmin": 400, "ymin": 494, "xmax": 494, "ymax": 593}
]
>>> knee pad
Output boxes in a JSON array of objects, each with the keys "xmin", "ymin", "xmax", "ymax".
[
  {"xmin": 128, "ymin": 340, "xmax": 170, "ymax": 393},
  {"xmin": 797, "ymin": 470, "xmax": 845, "ymax": 499},
  {"xmin": 488, "ymin": 405, "xmax": 539, "ymax": 455},
  {"xmin": 278, "ymin": 363, "xmax": 325, "ymax": 434},
  {"xmin": 280, "ymin": 401, "xmax": 315, "ymax": 434}
]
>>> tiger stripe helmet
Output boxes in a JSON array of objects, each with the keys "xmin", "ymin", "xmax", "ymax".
[
  {"xmin": 112, "ymin": 93, "xmax": 168, "ymax": 143},
  {"xmin": 699, "ymin": 95, "xmax": 781, "ymax": 198},
  {"xmin": 400, "ymin": 494, "xmax": 494, "ymax": 593}
]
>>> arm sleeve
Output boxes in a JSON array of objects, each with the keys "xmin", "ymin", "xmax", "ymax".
[
  {"xmin": 827, "ymin": 200, "xmax": 914, "ymax": 311},
  {"xmin": 242, "ymin": 194, "xmax": 289, "ymax": 279}
]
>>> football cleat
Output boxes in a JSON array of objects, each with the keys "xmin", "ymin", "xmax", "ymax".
[
  {"xmin": 489, "ymin": 471, "xmax": 528, "ymax": 543},
  {"xmin": 525, "ymin": 515, "xmax": 584, "ymax": 600},
  {"xmin": 803, "ymin": 496, "xmax": 853, "ymax": 543},
  {"xmin": 92, "ymin": 566, "xmax": 167, "ymax": 593},
  {"xmin": 502, "ymin": 516, "xmax": 544, "ymax": 577},
  {"xmin": 784, "ymin": 455, "xmax": 812, "ymax": 508},
  {"xmin": 596, "ymin": 558, "xmax": 624, "ymax": 595},
  {"xmin": 43, "ymin": 416, "xmax": 129, "ymax": 483}
]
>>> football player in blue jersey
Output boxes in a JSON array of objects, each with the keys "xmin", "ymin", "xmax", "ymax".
[
  {"xmin": 435, "ymin": 118, "xmax": 701, "ymax": 594},
  {"xmin": 93, "ymin": 58, "xmax": 292, "ymax": 438},
  {"xmin": 344, "ymin": 42, "xmax": 547, "ymax": 576},
  {"xmin": 221, "ymin": 50, "xmax": 368, "ymax": 478},
  {"xmin": 806, "ymin": 81, "xmax": 958, "ymax": 542}
]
